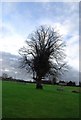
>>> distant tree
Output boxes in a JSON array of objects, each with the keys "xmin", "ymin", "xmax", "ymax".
[
  {"xmin": 59, "ymin": 80, "xmax": 65, "ymax": 83},
  {"xmin": 8, "ymin": 76, "xmax": 13, "ymax": 80},
  {"xmin": 2, "ymin": 73, "xmax": 8, "ymax": 79},
  {"xmin": 79, "ymin": 82, "xmax": 81, "ymax": 87},
  {"xmin": 67, "ymin": 81, "xmax": 76, "ymax": 86},
  {"xmin": 19, "ymin": 25, "xmax": 67, "ymax": 89}
]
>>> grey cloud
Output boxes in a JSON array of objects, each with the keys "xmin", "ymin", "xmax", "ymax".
[
  {"xmin": 0, "ymin": 52, "xmax": 79, "ymax": 85},
  {"xmin": 0, "ymin": 52, "xmax": 32, "ymax": 80},
  {"xmin": 61, "ymin": 67, "xmax": 79, "ymax": 85}
]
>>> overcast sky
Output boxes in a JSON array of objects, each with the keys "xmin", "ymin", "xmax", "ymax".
[{"xmin": 1, "ymin": 2, "xmax": 79, "ymax": 72}]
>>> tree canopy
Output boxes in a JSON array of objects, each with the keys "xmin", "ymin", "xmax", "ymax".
[{"xmin": 19, "ymin": 25, "xmax": 67, "ymax": 89}]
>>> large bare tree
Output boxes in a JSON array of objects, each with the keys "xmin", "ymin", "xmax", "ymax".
[{"xmin": 19, "ymin": 25, "xmax": 67, "ymax": 89}]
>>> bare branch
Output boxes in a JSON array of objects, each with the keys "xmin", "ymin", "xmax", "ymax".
[{"xmin": 19, "ymin": 25, "xmax": 67, "ymax": 83}]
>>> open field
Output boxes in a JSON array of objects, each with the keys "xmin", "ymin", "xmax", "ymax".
[
  {"xmin": 2, "ymin": 80, "xmax": 80, "ymax": 118},
  {"xmin": 0, "ymin": 80, "xmax": 2, "ymax": 119}
]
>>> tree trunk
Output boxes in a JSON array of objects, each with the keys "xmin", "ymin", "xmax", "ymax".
[{"xmin": 36, "ymin": 80, "xmax": 43, "ymax": 89}]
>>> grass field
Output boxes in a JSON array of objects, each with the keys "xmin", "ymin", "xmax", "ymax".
[
  {"xmin": 0, "ymin": 80, "xmax": 2, "ymax": 120},
  {"xmin": 2, "ymin": 80, "xmax": 79, "ymax": 118}
]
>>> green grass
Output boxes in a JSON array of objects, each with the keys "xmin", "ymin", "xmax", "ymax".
[
  {"xmin": 2, "ymin": 80, "xmax": 79, "ymax": 118},
  {"xmin": 0, "ymin": 80, "xmax": 2, "ymax": 119}
]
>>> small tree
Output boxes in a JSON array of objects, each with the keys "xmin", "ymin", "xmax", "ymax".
[
  {"xmin": 19, "ymin": 25, "xmax": 67, "ymax": 89},
  {"xmin": 2, "ymin": 73, "xmax": 8, "ymax": 79}
]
